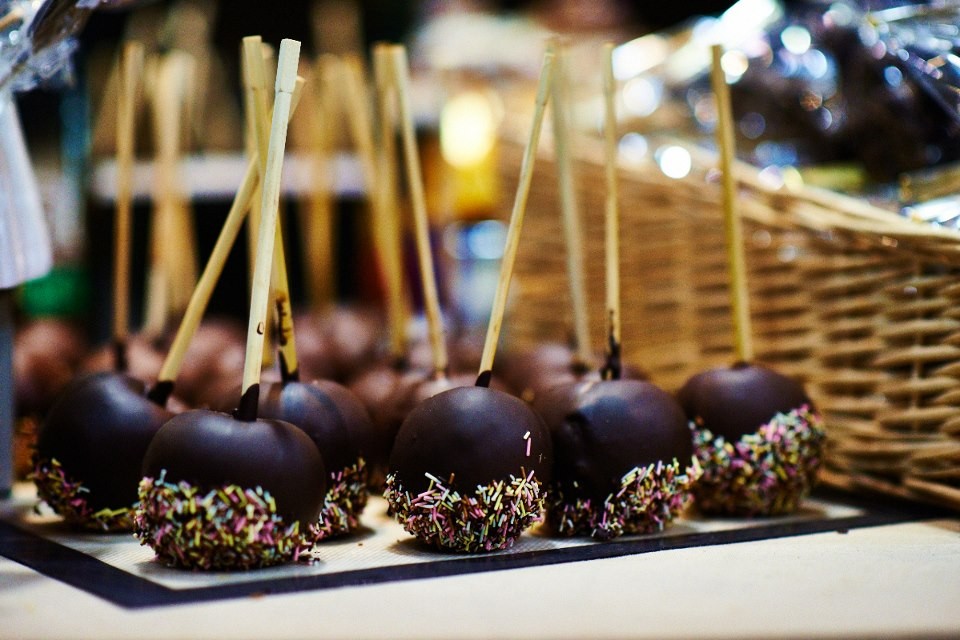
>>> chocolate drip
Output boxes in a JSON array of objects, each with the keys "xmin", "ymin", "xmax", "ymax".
[
  {"xmin": 234, "ymin": 383, "xmax": 260, "ymax": 422},
  {"xmin": 475, "ymin": 369, "xmax": 493, "ymax": 388},
  {"xmin": 146, "ymin": 379, "xmax": 174, "ymax": 407},
  {"xmin": 113, "ymin": 339, "xmax": 128, "ymax": 374}
]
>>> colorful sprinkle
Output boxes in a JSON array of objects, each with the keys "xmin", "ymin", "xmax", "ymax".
[
  {"xmin": 135, "ymin": 471, "xmax": 316, "ymax": 570},
  {"xmin": 383, "ymin": 469, "xmax": 544, "ymax": 553},
  {"xmin": 314, "ymin": 458, "xmax": 369, "ymax": 540},
  {"xmin": 547, "ymin": 458, "xmax": 702, "ymax": 541},
  {"xmin": 31, "ymin": 457, "xmax": 134, "ymax": 532},
  {"xmin": 691, "ymin": 405, "xmax": 826, "ymax": 516}
]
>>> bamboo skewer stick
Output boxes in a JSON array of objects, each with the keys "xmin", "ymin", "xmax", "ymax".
[
  {"xmin": 243, "ymin": 36, "xmax": 300, "ymax": 380},
  {"xmin": 241, "ymin": 43, "xmax": 262, "ymax": 288},
  {"xmin": 143, "ymin": 52, "xmax": 200, "ymax": 329},
  {"xmin": 150, "ymin": 80, "xmax": 306, "ymax": 405},
  {"xmin": 299, "ymin": 54, "xmax": 339, "ymax": 310},
  {"xmin": 549, "ymin": 40, "xmax": 592, "ymax": 371},
  {"xmin": 710, "ymin": 43, "xmax": 754, "ymax": 363},
  {"xmin": 170, "ymin": 54, "xmax": 200, "ymax": 319},
  {"xmin": 344, "ymin": 51, "xmax": 408, "ymax": 364},
  {"xmin": 143, "ymin": 53, "xmax": 181, "ymax": 340},
  {"xmin": 238, "ymin": 39, "xmax": 302, "ymax": 420},
  {"xmin": 476, "ymin": 49, "xmax": 555, "ymax": 387},
  {"xmin": 372, "ymin": 45, "xmax": 407, "ymax": 367},
  {"xmin": 389, "ymin": 45, "xmax": 448, "ymax": 378},
  {"xmin": 112, "ymin": 42, "xmax": 144, "ymax": 372},
  {"xmin": 601, "ymin": 42, "xmax": 622, "ymax": 380},
  {"xmin": 0, "ymin": 7, "xmax": 24, "ymax": 32}
]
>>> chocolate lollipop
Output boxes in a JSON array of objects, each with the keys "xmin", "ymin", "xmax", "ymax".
[
  {"xmin": 507, "ymin": 42, "xmax": 593, "ymax": 403},
  {"xmin": 145, "ymin": 56, "xmax": 309, "ymax": 411},
  {"xmin": 136, "ymin": 40, "xmax": 327, "ymax": 570},
  {"xmin": 539, "ymin": 44, "xmax": 699, "ymax": 540},
  {"xmin": 83, "ymin": 51, "xmax": 196, "ymax": 381},
  {"xmin": 346, "ymin": 44, "xmax": 446, "ymax": 488},
  {"xmin": 355, "ymin": 44, "xmax": 515, "ymax": 490},
  {"xmin": 33, "ymin": 44, "xmax": 174, "ymax": 531},
  {"xmin": 506, "ymin": 44, "xmax": 645, "ymax": 403},
  {"xmin": 142, "ymin": 50, "xmax": 199, "ymax": 342},
  {"xmin": 676, "ymin": 46, "xmax": 824, "ymax": 517},
  {"xmin": 385, "ymin": 47, "xmax": 555, "ymax": 552},
  {"xmin": 241, "ymin": 38, "xmax": 372, "ymax": 540},
  {"xmin": 291, "ymin": 56, "xmax": 382, "ymax": 384}
]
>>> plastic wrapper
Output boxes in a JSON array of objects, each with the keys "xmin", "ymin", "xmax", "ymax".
[
  {"xmin": 1, "ymin": 0, "xmax": 129, "ymax": 291},
  {"xmin": 0, "ymin": 98, "xmax": 50, "ymax": 288},
  {"xmin": 1, "ymin": 0, "xmax": 101, "ymax": 93},
  {"xmin": 612, "ymin": 0, "xmax": 960, "ymax": 184}
]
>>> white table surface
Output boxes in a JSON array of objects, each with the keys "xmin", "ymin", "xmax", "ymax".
[{"xmin": 2, "ymin": 496, "xmax": 959, "ymax": 640}]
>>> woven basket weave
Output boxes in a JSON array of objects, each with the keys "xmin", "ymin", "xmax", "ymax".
[{"xmin": 497, "ymin": 133, "xmax": 960, "ymax": 510}]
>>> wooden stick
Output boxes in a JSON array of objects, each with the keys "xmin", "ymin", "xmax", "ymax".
[
  {"xmin": 0, "ymin": 7, "xmax": 24, "ymax": 32},
  {"xmin": 244, "ymin": 36, "xmax": 300, "ymax": 381},
  {"xmin": 389, "ymin": 45, "xmax": 448, "ymax": 377},
  {"xmin": 143, "ymin": 53, "xmax": 180, "ymax": 340},
  {"xmin": 710, "ymin": 44, "xmax": 753, "ymax": 363},
  {"xmin": 371, "ymin": 45, "xmax": 407, "ymax": 366},
  {"xmin": 145, "ymin": 52, "xmax": 199, "ymax": 329},
  {"xmin": 342, "ymin": 55, "xmax": 379, "ymax": 210},
  {"xmin": 170, "ymin": 54, "xmax": 200, "ymax": 319},
  {"xmin": 476, "ymin": 49, "xmax": 555, "ymax": 387},
  {"xmin": 242, "ymin": 37, "xmax": 276, "ymax": 368},
  {"xmin": 112, "ymin": 42, "xmax": 144, "ymax": 372},
  {"xmin": 241, "ymin": 42, "xmax": 262, "ymax": 288},
  {"xmin": 91, "ymin": 55, "xmax": 121, "ymax": 158},
  {"xmin": 305, "ymin": 55, "xmax": 345, "ymax": 309},
  {"xmin": 237, "ymin": 39, "xmax": 302, "ymax": 420},
  {"xmin": 600, "ymin": 42, "xmax": 622, "ymax": 380},
  {"xmin": 549, "ymin": 40, "xmax": 592, "ymax": 371},
  {"xmin": 150, "ymin": 158, "xmax": 259, "ymax": 404},
  {"xmin": 150, "ymin": 81, "xmax": 306, "ymax": 405},
  {"xmin": 300, "ymin": 54, "xmax": 338, "ymax": 310}
]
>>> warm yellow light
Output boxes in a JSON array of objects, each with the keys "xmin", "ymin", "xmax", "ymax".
[{"xmin": 440, "ymin": 92, "xmax": 497, "ymax": 168}]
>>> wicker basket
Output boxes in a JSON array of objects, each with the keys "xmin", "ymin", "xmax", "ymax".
[{"xmin": 497, "ymin": 133, "xmax": 960, "ymax": 510}]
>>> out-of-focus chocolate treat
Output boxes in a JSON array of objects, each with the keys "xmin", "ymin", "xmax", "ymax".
[
  {"xmin": 14, "ymin": 318, "xmax": 87, "ymax": 417},
  {"xmin": 33, "ymin": 372, "xmax": 173, "ymax": 530},
  {"xmin": 296, "ymin": 307, "xmax": 383, "ymax": 383},
  {"xmin": 677, "ymin": 362, "xmax": 825, "ymax": 516},
  {"xmin": 259, "ymin": 379, "xmax": 373, "ymax": 537},
  {"xmin": 385, "ymin": 385, "xmax": 551, "ymax": 552},
  {"xmin": 537, "ymin": 379, "xmax": 700, "ymax": 540}
]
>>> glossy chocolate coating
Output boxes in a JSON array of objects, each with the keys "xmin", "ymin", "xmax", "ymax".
[
  {"xmin": 258, "ymin": 379, "xmax": 374, "ymax": 473},
  {"xmin": 677, "ymin": 362, "xmax": 812, "ymax": 441},
  {"xmin": 142, "ymin": 410, "xmax": 326, "ymax": 525},
  {"xmin": 350, "ymin": 367, "xmax": 511, "ymax": 486},
  {"xmin": 36, "ymin": 372, "xmax": 173, "ymax": 511},
  {"xmin": 540, "ymin": 379, "xmax": 692, "ymax": 501},
  {"xmin": 389, "ymin": 386, "xmax": 552, "ymax": 496}
]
